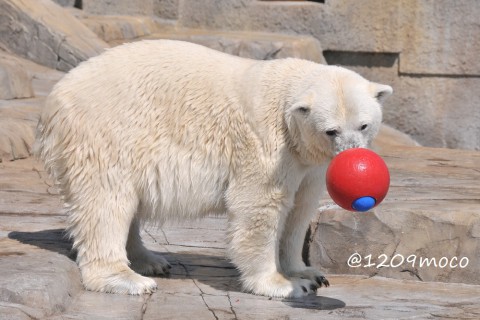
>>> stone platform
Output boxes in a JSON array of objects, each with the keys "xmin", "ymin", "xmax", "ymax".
[{"xmin": 1, "ymin": 156, "xmax": 480, "ymax": 319}]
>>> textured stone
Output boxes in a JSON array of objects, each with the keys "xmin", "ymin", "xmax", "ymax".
[
  {"xmin": 372, "ymin": 124, "xmax": 420, "ymax": 151},
  {"xmin": 140, "ymin": 27, "xmax": 326, "ymax": 63},
  {"xmin": 308, "ymin": 145, "xmax": 480, "ymax": 285},
  {"xmin": 47, "ymin": 291, "xmax": 147, "ymax": 320},
  {"xmin": 0, "ymin": 0, "xmax": 108, "ymax": 71},
  {"xmin": 178, "ymin": 0, "xmax": 480, "ymax": 75},
  {"xmin": 82, "ymin": 0, "xmax": 154, "ymax": 16},
  {"xmin": 77, "ymin": 14, "xmax": 324, "ymax": 62},
  {"xmin": 153, "ymin": 0, "xmax": 179, "ymax": 20},
  {"xmin": 0, "ymin": 100, "xmax": 42, "ymax": 162},
  {"xmin": 0, "ymin": 237, "xmax": 82, "ymax": 318},
  {"xmin": 78, "ymin": 15, "xmax": 163, "ymax": 43},
  {"xmin": 0, "ymin": 55, "xmax": 63, "ymax": 163},
  {"xmin": 336, "ymin": 56, "xmax": 480, "ymax": 150},
  {"xmin": 0, "ymin": 52, "xmax": 34, "ymax": 100},
  {"xmin": 399, "ymin": 1, "xmax": 480, "ymax": 76}
]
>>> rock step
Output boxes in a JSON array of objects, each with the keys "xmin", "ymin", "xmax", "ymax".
[
  {"xmin": 309, "ymin": 145, "xmax": 480, "ymax": 285},
  {"xmin": 77, "ymin": 13, "xmax": 326, "ymax": 63}
]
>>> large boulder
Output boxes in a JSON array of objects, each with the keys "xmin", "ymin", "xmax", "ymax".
[{"xmin": 0, "ymin": 0, "xmax": 108, "ymax": 71}]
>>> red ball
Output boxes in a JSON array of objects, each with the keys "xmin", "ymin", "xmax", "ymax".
[{"xmin": 326, "ymin": 148, "xmax": 390, "ymax": 212}]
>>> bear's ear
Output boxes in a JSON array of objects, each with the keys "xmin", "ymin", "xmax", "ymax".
[
  {"xmin": 371, "ymin": 83, "xmax": 393, "ymax": 103},
  {"xmin": 290, "ymin": 103, "xmax": 311, "ymax": 116},
  {"xmin": 288, "ymin": 91, "xmax": 315, "ymax": 116}
]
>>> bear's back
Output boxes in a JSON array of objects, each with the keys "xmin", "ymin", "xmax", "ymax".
[{"xmin": 37, "ymin": 41, "xmax": 262, "ymax": 178}]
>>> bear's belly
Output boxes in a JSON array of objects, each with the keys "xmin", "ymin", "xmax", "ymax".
[{"xmin": 137, "ymin": 143, "xmax": 229, "ymax": 221}]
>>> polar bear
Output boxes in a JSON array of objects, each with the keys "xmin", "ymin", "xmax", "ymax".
[{"xmin": 35, "ymin": 40, "xmax": 392, "ymax": 298}]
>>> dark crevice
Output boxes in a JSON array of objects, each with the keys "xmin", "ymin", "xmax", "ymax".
[
  {"xmin": 323, "ymin": 50, "xmax": 398, "ymax": 68},
  {"xmin": 74, "ymin": 0, "xmax": 82, "ymax": 9},
  {"xmin": 323, "ymin": 50, "xmax": 480, "ymax": 78}
]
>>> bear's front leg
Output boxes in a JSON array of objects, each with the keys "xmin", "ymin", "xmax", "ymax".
[
  {"xmin": 226, "ymin": 181, "xmax": 320, "ymax": 298},
  {"xmin": 279, "ymin": 168, "xmax": 330, "ymax": 289}
]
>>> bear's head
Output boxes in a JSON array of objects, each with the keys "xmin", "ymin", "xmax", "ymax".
[{"xmin": 285, "ymin": 65, "xmax": 392, "ymax": 165}]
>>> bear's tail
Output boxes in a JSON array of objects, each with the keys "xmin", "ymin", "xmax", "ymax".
[{"xmin": 34, "ymin": 93, "xmax": 73, "ymax": 187}]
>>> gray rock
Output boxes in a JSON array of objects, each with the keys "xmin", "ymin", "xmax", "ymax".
[
  {"xmin": 0, "ymin": 53, "xmax": 34, "ymax": 100},
  {"xmin": 0, "ymin": 0, "xmax": 108, "ymax": 71},
  {"xmin": 82, "ymin": 0, "xmax": 154, "ymax": 16},
  {"xmin": 0, "ymin": 54, "xmax": 63, "ymax": 163},
  {"xmin": 153, "ymin": 0, "xmax": 179, "ymax": 20},
  {"xmin": 78, "ymin": 15, "xmax": 164, "ymax": 43}
]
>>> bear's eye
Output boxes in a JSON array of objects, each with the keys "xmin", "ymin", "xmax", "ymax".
[
  {"xmin": 360, "ymin": 124, "xmax": 368, "ymax": 131},
  {"xmin": 326, "ymin": 130, "xmax": 338, "ymax": 137}
]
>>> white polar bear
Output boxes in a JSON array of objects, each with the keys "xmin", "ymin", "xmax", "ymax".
[{"xmin": 35, "ymin": 40, "xmax": 392, "ymax": 298}]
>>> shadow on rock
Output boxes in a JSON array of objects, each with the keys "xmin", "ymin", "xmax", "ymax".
[
  {"xmin": 8, "ymin": 228, "xmax": 75, "ymax": 260},
  {"xmin": 8, "ymin": 229, "xmax": 345, "ymax": 311},
  {"xmin": 283, "ymin": 295, "xmax": 346, "ymax": 310},
  {"xmin": 163, "ymin": 251, "xmax": 345, "ymax": 310}
]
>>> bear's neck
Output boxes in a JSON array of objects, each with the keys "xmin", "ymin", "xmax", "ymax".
[{"xmin": 235, "ymin": 59, "xmax": 315, "ymax": 162}]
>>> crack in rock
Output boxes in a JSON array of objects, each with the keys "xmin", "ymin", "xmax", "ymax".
[
  {"xmin": 226, "ymin": 291, "xmax": 239, "ymax": 320},
  {"xmin": 178, "ymin": 261, "xmax": 219, "ymax": 320}
]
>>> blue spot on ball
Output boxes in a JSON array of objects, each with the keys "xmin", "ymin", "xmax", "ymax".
[{"xmin": 352, "ymin": 196, "xmax": 376, "ymax": 212}]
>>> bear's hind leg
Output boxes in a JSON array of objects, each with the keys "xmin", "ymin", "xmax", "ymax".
[
  {"xmin": 127, "ymin": 218, "xmax": 171, "ymax": 276},
  {"xmin": 68, "ymin": 183, "xmax": 157, "ymax": 295}
]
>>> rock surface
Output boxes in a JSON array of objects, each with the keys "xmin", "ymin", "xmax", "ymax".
[
  {"xmin": 75, "ymin": 13, "xmax": 326, "ymax": 63},
  {"xmin": 82, "ymin": 0, "xmax": 154, "ymax": 16},
  {"xmin": 0, "ymin": 52, "xmax": 34, "ymax": 100},
  {"xmin": 1, "ymin": 157, "xmax": 480, "ymax": 319},
  {"xmin": 0, "ymin": 0, "xmax": 108, "ymax": 71},
  {"xmin": 0, "ymin": 53, "xmax": 63, "ymax": 162},
  {"xmin": 308, "ymin": 145, "xmax": 480, "ymax": 285},
  {"xmin": 140, "ymin": 27, "xmax": 326, "ymax": 63},
  {"xmin": 329, "ymin": 53, "xmax": 480, "ymax": 150}
]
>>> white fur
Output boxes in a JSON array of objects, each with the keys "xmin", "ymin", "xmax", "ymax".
[{"xmin": 34, "ymin": 40, "xmax": 391, "ymax": 298}]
